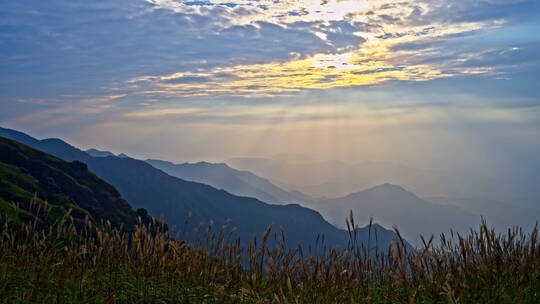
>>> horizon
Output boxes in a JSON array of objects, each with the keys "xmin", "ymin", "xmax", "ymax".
[
  {"xmin": 1, "ymin": 0, "xmax": 540, "ymax": 201},
  {"xmin": 2, "ymin": 124, "xmax": 539, "ymax": 206}
]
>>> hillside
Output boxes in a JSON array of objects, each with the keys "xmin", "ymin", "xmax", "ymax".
[
  {"xmin": 3, "ymin": 208, "xmax": 538, "ymax": 303},
  {"xmin": 0, "ymin": 136, "xmax": 150, "ymax": 229}
]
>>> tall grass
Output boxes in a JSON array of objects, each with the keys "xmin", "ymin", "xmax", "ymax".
[{"xmin": 1, "ymin": 206, "xmax": 539, "ymax": 303}]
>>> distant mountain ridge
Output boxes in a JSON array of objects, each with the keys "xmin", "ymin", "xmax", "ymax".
[
  {"xmin": 227, "ymin": 157, "xmax": 537, "ymax": 201},
  {"xmin": 227, "ymin": 157, "xmax": 434, "ymax": 198},
  {"xmin": 307, "ymin": 183, "xmax": 480, "ymax": 246},
  {"xmin": 86, "ymin": 148, "xmax": 115, "ymax": 157},
  {"xmin": 145, "ymin": 159, "xmax": 311, "ymax": 205},
  {"xmin": 0, "ymin": 127, "xmax": 403, "ymax": 250}
]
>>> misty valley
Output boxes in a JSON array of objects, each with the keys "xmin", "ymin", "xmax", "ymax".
[{"xmin": 1, "ymin": 127, "xmax": 539, "ymax": 303}]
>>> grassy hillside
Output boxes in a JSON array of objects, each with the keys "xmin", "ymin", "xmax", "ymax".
[
  {"xmin": 0, "ymin": 136, "xmax": 151, "ymax": 229},
  {"xmin": 1, "ymin": 213, "xmax": 539, "ymax": 303}
]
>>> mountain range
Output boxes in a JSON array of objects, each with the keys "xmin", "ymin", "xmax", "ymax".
[
  {"xmin": 87, "ymin": 151, "xmax": 311, "ymax": 205},
  {"xmin": 94, "ymin": 150, "xmax": 489, "ymax": 246},
  {"xmin": 0, "ymin": 127, "xmax": 401, "ymax": 250},
  {"xmin": 3, "ymin": 127, "xmax": 537, "ymax": 248},
  {"xmin": 145, "ymin": 159, "xmax": 311, "ymax": 205},
  {"xmin": 227, "ymin": 157, "xmax": 538, "ymax": 202},
  {"xmin": 86, "ymin": 148, "xmax": 115, "ymax": 158}
]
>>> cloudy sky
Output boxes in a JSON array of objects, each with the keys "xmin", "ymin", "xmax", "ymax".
[{"xmin": 1, "ymin": 0, "xmax": 539, "ymax": 183}]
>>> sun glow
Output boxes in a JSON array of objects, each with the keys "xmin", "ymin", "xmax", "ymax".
[{"xmin": 132, "ymin": 0, "xmax": 499, "ymax": 97}]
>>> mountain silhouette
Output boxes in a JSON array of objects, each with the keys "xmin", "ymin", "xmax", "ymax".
[
  {"xmin": 0, "ymin": 127, "xmax": 403, "ymax": 250},
  {"xmin": 308, "ymin": 183, "xmax": 480, "ymax": 246},
  {"xmin": 146, "ymin": 159, "xmax": 311, "ymax": 205},
  {"xmin": 86, "ymin": 148, "xmax": 116, "ymax": 158},
  {"xmin": 227, "ymin": 157, "xmax": 537, "ymax": 201}
]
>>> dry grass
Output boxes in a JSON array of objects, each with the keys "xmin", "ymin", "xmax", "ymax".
[{"xmin": 1, "ymin": 205, "xmax": 539, "ymax": 303}]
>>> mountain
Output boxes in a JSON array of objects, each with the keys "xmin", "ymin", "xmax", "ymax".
[
  {"xmin": 145, "ymin": 159, "xmax": 311, "ymax": 205},
  {"xmin": 0, "ymin": 127, "xmax": 402, "ymax": 250},
  {"xmin": 285, "ymin": 182, "xmax": 363, "ymax": 199},
  {"xmin": 86, "ymin": 148, "xmax": 116, "ymax": 158},
  {"xmin": 227, "ymin": 157, "xmax": 537, "ymax": 201},
  {"xmin": 0, "ymin": 136, "xmax": 151, "ymax": 229},
  {"xmin": 307, "ymin": 184, "xmax": 480, "ymax": 246},
  {"xmin": 227, "ymin": 157, "xmax": 432, "ymax": 198}
]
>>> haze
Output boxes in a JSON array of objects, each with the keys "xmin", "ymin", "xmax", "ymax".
[{"xmin": 1, "ymin": 0, "xmax": 539, "ymax": 209}]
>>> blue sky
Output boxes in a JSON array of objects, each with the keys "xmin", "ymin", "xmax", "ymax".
[{"xmin": 1, "ymin": 0, "xmax": 539, "ymax": 185}]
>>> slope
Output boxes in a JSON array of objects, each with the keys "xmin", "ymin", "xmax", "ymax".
[{"xmin": 0, "ymin": 136, "xmax": 150, "ymax": 229}]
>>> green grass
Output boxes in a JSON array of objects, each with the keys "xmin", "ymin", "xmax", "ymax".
[
  {"xmin": 0, "ymin": 206, "xmax": 539, "ymax": 303},
  {"xmin": 0, "ymin": 137, "xmax": 150, "ymax": 230},
  {"xmin": 0, "ymin": 198, "xmax": 24, "ymax": 225}
]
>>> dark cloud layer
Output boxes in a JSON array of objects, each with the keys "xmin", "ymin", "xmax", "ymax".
[{"xmin": 0, "ymin": 0, "xmax": 362, "ymax": 102}]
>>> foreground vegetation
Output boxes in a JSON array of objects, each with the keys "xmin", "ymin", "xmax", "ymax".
[{"xmin": 1, "ymin": 208, "xmax": 539, "ymax": 304}]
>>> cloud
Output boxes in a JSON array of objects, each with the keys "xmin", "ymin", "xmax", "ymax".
[
  {"xmin": 1, "ymin": 0, "xmax": 539, "ymax": 123},
  {"xmin": 353, "ymin": 67, "xmax": 405, "ymax": 75},
  {"xmin": 161, "ymin": 75, "xmax": 212, "ymax": 84},
  {"xmin": 413, "ymin": 0, "xmax": 540, "ymax": 25},
  {"xmin": 109, "ymin": 0, "xmax": 538, "ymax": 98},
  {"xmin": 0, "ymin": 0, "xmax": 364, "ymax": 102}
]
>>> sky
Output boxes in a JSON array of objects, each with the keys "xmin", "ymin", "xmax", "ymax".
[{"xmin": 1, "ymin": 0, "xmax": 540, "ymax": 193}]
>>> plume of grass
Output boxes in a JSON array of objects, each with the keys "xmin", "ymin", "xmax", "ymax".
[{"xmin": 1, "ymin": 200, "xmax": 539, "ymax": 303}]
